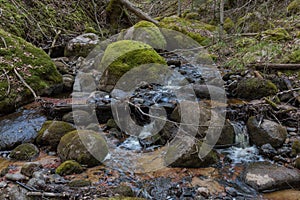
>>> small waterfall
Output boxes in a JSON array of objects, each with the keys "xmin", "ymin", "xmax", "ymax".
[
  {"xmin": 220, "ymin": 121, "xmax": 263, "ymax": 164},
  {"xmin": 231, "ymin": 121, "xmax": 249, "ymax": 148}
]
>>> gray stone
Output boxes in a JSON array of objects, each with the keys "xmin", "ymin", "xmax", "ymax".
[
  {"xmin": 243, "ymin": 161, "xmax": 300, "ymax": 191},
  {"xmin": 21, "ymin": 162, "xmax": 41, "ymax": 177},
  {"xmin": 5, "ymin": 173, "xmax": 27, "ymax": 181}
]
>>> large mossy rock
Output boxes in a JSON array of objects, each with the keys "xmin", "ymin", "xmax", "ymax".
[
  {"xmin": 57, "ymin": 130, "xmax": 108, "ymax": 167},
  {"xmin": 159, "ymin": 16, "xmax": 216, "ymax": 46},
  {"xmin": 36, "ymin": 121, "xmax": 76, "ymax": 150},
  {"xmin": 55, "ymin": 160, "xmax": 83, "ymax": 176},
  {"xmin": 98, "ymin": 40, "xmax": 166, "ymax": 92},
  {"xmin": 243, "ymin": 161, "xmax": 300, "ymax": 191},
  {"xmin": 9, "ymin": 143, "xmax": 39, "ymax": 161},
  {"xmin": 236, "ymin": 78, "xmax": 277, "ymax": 100},
  {"xmin": 247, "ymin": 117, "xmax": 287, "ymax": 148},
  {"xmin": 118, "ymin": 20, "xmax": 167, "ymax": 50},
  {"xmin": 0, "ymin": 29, "xmax": 62, "ymax": 115}
]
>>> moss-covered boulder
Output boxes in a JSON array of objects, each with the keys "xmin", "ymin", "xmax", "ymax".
[
  {"xmin": 36, "ymin": 121, "xmax": 76, "ymax": 150},
  {"xmin": 62, "ymin": 110, "xmax": 92, "ymax": 125},
  {"xmin": 55, "ymin": 160, "xmax": 83, "ymax": 176},
  {"xmin": 159, "ymin": 16, "xmax": 216, "ymax": 46},
  {"xmin": 247, "ymin": 117, "xmax": 287, "ymax": 148},
  {"xmin": 236, "ymin": 78, "xmax": 277, "ymax": 100},
  {"xmin": 287, "ymin": 0, "xmax": 300, "ymax": 15},
  {"xmin": 57, "ymin": 130, "xmax": 108, "ymax": 167},
  {"xmin": 9, "ymin": 143, "xmax": 39, "ymax": 161},
  {"xmin": 164, "ymin": 136, "xmax": 218, "ymax": 168},
  {"xmin": 98, "ymin": 40, "xmax": 166, "ymax": 92},
  {"xmin": 118, "ymin": 20, "xmax": 167, "ymax": 50},
  {"xmin": 0, "ymin": 29, "xmax": 62, "ymax": 115},
  {"xmin": 261, "ymin": 28, "xmax": 292, "ymax": 41},
  {"xmin": 64, "ymin": 33, "xmax": 99, "ymax": 57}
]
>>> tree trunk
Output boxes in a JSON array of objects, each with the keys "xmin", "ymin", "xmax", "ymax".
[
  {"xmin": 118, "ymin": 0, "xmax": 159, "ymax": 25},
  {"xmin": 219, "ymin": 0, "xmax": 224, "ymax": 40}
]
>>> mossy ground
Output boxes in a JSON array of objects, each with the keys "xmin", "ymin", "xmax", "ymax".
[{"xmin": 0, "ymin": 29, "xmax": 62, "ymax": 114}]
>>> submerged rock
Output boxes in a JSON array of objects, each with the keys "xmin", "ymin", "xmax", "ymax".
[
  {"xmin": 243, "ymin": 161, "xmax": 300, "ymax": 191},
  {"xmin": 9, "ymin": 143, "xmax": 39, "ymax": 161},
  {"xmin": 57, "ymin": 130, "xmax": 108, "ymax": 167},
  {"xmin": 36, "ymin": 121, "xmax": 76, "ymax": 150},
  {"xmin": 247, "ymin": 117, "xmax": 287, "ymax": 148}
]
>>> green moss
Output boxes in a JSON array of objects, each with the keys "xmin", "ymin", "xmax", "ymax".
[
  {"xmin": 292, "ymin": 140, "xmax": 300, "ymax": 157},
  {"xmin": 55, "ymin": 160, "xmax": 83, "ymax": 176},
  {"xmin": 106, "ymin": 119, "xmax": 118, "ymax": 129},
  {"xmin": 261, "ymin": 28, "xmax": 292, "ymax": 41},
  {"xmin": 134, "ymin": 21, "xmax": 157, "ymax": 29},
  {"xmin": 287, "ymin": 49, "xmax": 300, "ymax": 63},
  {"xmin": 159, "ymin": 16, "xmax": 216, "ymax": 46},
  {"xmin": 0, "ymin": 29, "xmax": 62, "ymax": 114},
  {"xmin": 224, "ymin": 17, "xmax": 234, "ymax": 32},
  {"xmin": 9, "ymin": 143, "xmax": 39, "ymax": 161},
  {"xmin": 68, "ymin": 179, "xmax": 91, "ymax": 187},
  {"xmin": 36, "ymin": 121, "xmax": 75, "ymax": 149},
  {"xmin": 287, "ymin": 0, "xmax": 300, "ymax": 15},
  {"xmin": 236, "ymin": 78, "xmax": 278, "ymax": 100}
]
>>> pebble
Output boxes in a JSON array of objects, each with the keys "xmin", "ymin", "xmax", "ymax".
[
  {"xmin": 197, "ymin": 187, "xmax": 209, "ymax": 198},
  {"xmin": 5, "ymin": 173, "xmax": 27, "ymax": 181},
  {"xmin": 0, "ymin": 181, "xmax": 7, "ymax": 188}
]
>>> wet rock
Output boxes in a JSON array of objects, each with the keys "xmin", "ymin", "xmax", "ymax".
[
  {"xmin": 9, "ymin": 143, "xmax": 39, "ymax": 161},
  {"xmin": 53, "ymin": 58, "xmax": 70, "ymax": 75},
  {"xmin": 64, "ymin": 33, "xmax": 99, "ymax": 57},
  {"xmin": 0, "ymin": 185, "xmax": 29, "ymax": 200},
  {"xmin": 68, "ymin": 179, "xmax": 91, "ymax": 187},
  {"xmin": 193, "ymin": 84, "xmax": 226, "ymax": 100},
  {"xmin": 55, "ymin": 160, "xmax": 84, "ymax": 176},
  {"xmin": 57, "ymin": 130, "xmax": 108, "ymax": 167},
  {"xmin": 259, "ymin": 144, "xmax": 277, "ymax": 158},
  {"xmin": 36, "ymin": 120, "xmax": 76, "ymax": 150},
  {"xmin": 5, "ymin": 173, "xmax": 27, "ymax": 181},
  {"xmin": 63, "ymin": 74, "xmax": 75, "ymax": 91},
  {"xmin": 0, "ymin": 109, "xmax": 46, "ymax": 150},
  {"xmin": 164, "ymin": 135, "xmax": 218, "ymax": 168},
  {"xmin": 73, "ymin": 72, "xmax": 96, "ymax": 92},
  {"xmin": 27, "ymin": 177, "xmax": 46, "ymax": 188},
  {"xmin": 62, "ymin": 110, "xmax": 92, "ymax": 125},
  {"xmin": 21, "ymin": 162, "xmax": 41, "ymax": 177},
  {"xmin": 86, "ymin": 123, "xmax": 101, "ymax": 132},
  {"xmin": 247, "ymin": 117, "xmax": 287, "ymax": 148},
  {"xmin": 236, "ymin": 78, "xmax": 277, "ymax": 100},
  {"xmin": 243, "ymin": 161, "xmax": 300, "ymax": 191},
  {"xmin": 0, "ymin": 181, "xmax": 7, "ymax": 188}
]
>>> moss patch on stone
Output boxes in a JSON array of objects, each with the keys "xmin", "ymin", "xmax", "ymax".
[
  {"xmin": 55, "ymin": 160, "xmax": 83, "ymax": 176},
  {"xmin": 36, "ymin": 121, "xmax": 75, "ymax": 150},
  {"xmin": 236, "ymin": 78, "xmax": 278, "ymax": 100},
  {"xmin": 57, "ymin": 130, "xmax": 108, "ymax": 167},
  {"xmin": 0, "ymin": 29, "xmax": 62, "ymax": 114},
  {"xmin": 159, "ymin": 16, "xmax": 216, "ymax": 46},
  {"xmin": 99, "ymin": 40, "xmax": 166, "ymax": 92},
  {"xmin": 9, "ymin": 143, "xmax": 39, "ymax": 161}
]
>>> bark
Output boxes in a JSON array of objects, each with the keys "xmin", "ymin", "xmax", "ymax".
[{"xmin": 118, "ymin": 0, "xmax": 159, "ymax": 25}]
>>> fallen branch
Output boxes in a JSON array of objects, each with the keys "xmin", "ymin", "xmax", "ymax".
[
  {"xmin": 26, "ymin": 192, "xmax": 69, "ymax": 197},
  {"xmin": 118, "ymin": 0, "xmax": 159, "ymax": 25},
  {"xmin": 2, "ymin": 69, "xmax": 10, "ymax": 96},
  {"xmin": 13, "ymin": 68, "xmax": 38, "ymax": 99},
  {"xmin": 48, "ymin": 30, "xmax": 61, "ymax": 56},
  {"xmin": 248, "ymin": 63, "xmax": 300, "ymax": 70}
]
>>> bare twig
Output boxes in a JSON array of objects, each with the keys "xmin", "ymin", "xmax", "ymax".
[
  {"xmin": 13, "ymin": 68, "xmax": 38, "ymax": 99},
  {"xmin": 26, "ymin": 192, "xmax": 69, "ymax": 197},
  {"xmin": 92, "ymin": 0, "xmax": 104, "ymax": 38},
  {"xmin": 48, "ymin": 30, "xmax": 61, "ymax": 56},
  {"xmin": 2, "ymin": 69, "xmax": 10, "ymax": 96},
  {"xmin": 0, "ymin": 36, "xmax": 7, "ymax": 48}
]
